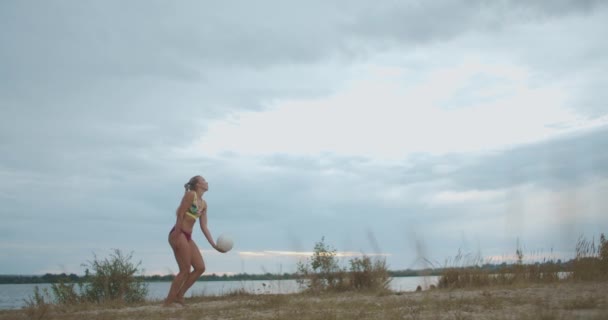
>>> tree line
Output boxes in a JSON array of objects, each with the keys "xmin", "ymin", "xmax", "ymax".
[
  {"xmin": 0, "ymin": 272, "xmax": 297, "ymax": 284},
  {"xmin": 0, "ymin": 261, "xmax": 574, "ymax": 284}
]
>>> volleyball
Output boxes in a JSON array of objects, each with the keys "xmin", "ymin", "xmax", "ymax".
[{"xmin": 216, "ymin": 234, "xmax": 234, "ymax": 252}]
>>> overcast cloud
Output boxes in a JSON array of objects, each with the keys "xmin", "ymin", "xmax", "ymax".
[{"xmin": 1, "ymin": 0, "xmax": 607, "ymax": 276}]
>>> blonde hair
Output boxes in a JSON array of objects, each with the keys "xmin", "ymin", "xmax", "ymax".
[{"xmin": 184, "ymin": 175, "xmax": 201, "ymax": 192}]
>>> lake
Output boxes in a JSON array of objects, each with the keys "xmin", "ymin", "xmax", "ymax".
[{"xmin": 0, "ymin": 276, "xmax": 440, "ymax": 310}]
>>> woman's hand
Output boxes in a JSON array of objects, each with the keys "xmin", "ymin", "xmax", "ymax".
[{"xmin": 213, "ymin": 244, "xmax": 227, "ymax": 253}]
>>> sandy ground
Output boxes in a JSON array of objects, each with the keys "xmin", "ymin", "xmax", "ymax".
[{"xmin": 3, "ymin": 281, "xmax": 607, "ymax": 319}]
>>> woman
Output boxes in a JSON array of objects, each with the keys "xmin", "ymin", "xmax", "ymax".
[{"xmin": 164, "ymin": 175, "xmax": 225, "ymax": 306}]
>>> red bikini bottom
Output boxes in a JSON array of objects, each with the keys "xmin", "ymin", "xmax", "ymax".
[{"xmin": 170, "ymin": 226, "xmax": 192, "ymax": 241}]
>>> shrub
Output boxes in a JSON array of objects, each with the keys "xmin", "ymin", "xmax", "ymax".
[
  {"xmin": 27, "ymin": 249, "xmax": 148, "ymax": 307},
  {"xmin": 23, "ymin": 286, "xmax": 51, "ymax": 319},
  {"xmin": 297, "ymin": 237, "xmax": 390, "ymax": 292},
  {"xmin": 50, "ymin": 279, "xmax": 81, "ymax": 304},
  {"xmin": 349, "ymin": 255, "xmax": 390, "ymax": 291},
  {"xmin": 81, "ymin": 249, "xmax": 148, "ymax": 303},
  {"xmin": 297, "ymin": 237, "xmax": 345, "ymax": 291}
]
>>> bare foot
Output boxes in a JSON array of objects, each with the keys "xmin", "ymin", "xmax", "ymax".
[
  {"xmin": 162, "ymin": 300, "xmax": 183, "ymax": 308},
  {"xmin": 176, "ymin": 297, "xmax": 188, "ymax": 307}
]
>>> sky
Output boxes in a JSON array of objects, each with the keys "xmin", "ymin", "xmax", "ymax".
[{"xmin": 1, "ymin": 0, "xmax": 608, "ymax": 276}]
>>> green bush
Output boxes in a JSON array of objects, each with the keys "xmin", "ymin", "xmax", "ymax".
[
  {"xmin": 297, "ymin": 237, "xmax": 346, "ymax": 291},
  {"xmin": 81, "ymin": 249, "xmax": 148, "ymax": 303},
  {"xmin": 27, "ymin": 249, "xmax": 148, "ymax": 307},
  {"xmin": 50, "ymin": 279, "xmax": 81, "ymax": 304},
  {"xmin": 349, "ymin": 255, "xmax": 390, "ymax": 291},
  {"xmin": 296, "ymin": 237, "xmax": 390, "ymax": 292}
]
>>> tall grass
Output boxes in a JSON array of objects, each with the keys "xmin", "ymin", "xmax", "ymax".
[
  {"xmin": 80, "ymin": 249, "xmax": 148, "ymax": 303},
  {"xmin": 437, "ymin": 233, "xmax": 607, "ymax": 289},
  {"xmin": 11, "ymin": 235, "xmax": 608, "ymax": 320},
  {"xmin": 22, "ymin": 286, "xmax": 51, "ymax": 320},
  {"xmin": 23, "ymin": 249, "xmax": 148, "ymax": 319},
  {"xmin": 569, "ymin": 234, "xmax": 608, "ymax": 281},
  {"xmin": 349, "ymin": 255, "xmax": 390, "ymax": 291},
  {"xmin": 10, "ymin": 280, "xmax": 606, "ymax": 320},
  {"xmin": 20, "ymin": 232, "xmax": 607, "ymax": 319},
  {"xmin": 436, "ymin": 249, "xmax": 493, "ymax": 289}
]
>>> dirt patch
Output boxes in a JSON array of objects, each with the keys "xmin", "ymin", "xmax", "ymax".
[{"xmin": 4, "ymin": 281, "xmax": 607, "ymax": 320}]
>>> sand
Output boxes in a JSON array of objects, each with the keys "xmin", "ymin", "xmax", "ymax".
[{"xmin": 2, "ymin": 281, "xmax": 606, "ymax": 319}]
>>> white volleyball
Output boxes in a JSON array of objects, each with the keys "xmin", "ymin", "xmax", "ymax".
[{"xmin": 216, "ymin": 234, "xmax": 234, "ymax": 252}]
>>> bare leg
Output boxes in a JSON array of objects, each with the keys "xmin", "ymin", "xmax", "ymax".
[
  {"xmin": 164, "ymin": 230, "xmax": 192, "ymax": 306},
  {"xmin": 175, "ymin": 240, "xmax": 206, "ymax": 303}
]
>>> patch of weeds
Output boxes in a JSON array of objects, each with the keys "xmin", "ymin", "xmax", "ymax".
[
  {"xmin": 479, "ymin": 291, "xmax": 502, "ymax": 310},
  {"xmin": 224, "ymin": 287, "xmax": 253, "ymax": 298},
  {"xmin": 563, "ymin": 296, "xmax": 598, "ymax": 310},
  {"xmin": 23, "ymin": 286, "xmax": 51, "ymax": 320},
  {"xmin": 402, "ymin": 305, "xmax": 422, "ymax": 320},
  {"xmin": 451, "ymin": 310, "xmax": 473, "ymax": 320},
  {"xmin": 519, "ymin": 304, "xmax": 560, "ymax": 320},
  {"xmin": 259, "ymin": 294, "xmax": 288, "ymax": 310}
]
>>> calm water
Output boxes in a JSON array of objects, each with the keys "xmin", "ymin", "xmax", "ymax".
[{"xmin": 0, "ymin": 276, "xmax": 439, "ymax": 310}]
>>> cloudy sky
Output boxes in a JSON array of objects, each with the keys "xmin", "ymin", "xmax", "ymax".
[{"xmin": 1, "ymin": 0, "xmax": 608, "ymax": 276}]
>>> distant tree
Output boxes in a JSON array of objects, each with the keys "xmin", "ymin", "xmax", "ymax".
[
  {"xmin": 297, "ymin": 237, "xmax": 344, "ymax": 291},
  {"xmin": 296, "ymin": 237, "xmax": 390, "ymax": 292}
]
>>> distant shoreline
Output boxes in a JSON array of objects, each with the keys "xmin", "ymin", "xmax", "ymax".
[
  {"xmin": 0, "ymin": 270, "xmax": 440, "ymax": 285},
  {"xmin": 0, "ymin": 273, "xmax": 433, "ymax": 285},
  {"xmin": 0, "ymin": 261, "xmax": 572, "ymax": 284}
]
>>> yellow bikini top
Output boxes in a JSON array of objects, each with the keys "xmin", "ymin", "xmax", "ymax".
[{"xmin": 185, "ymin": 191, "xmax": 205, "ymax": 220}]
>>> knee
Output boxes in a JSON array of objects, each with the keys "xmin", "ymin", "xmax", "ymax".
[
  {"xmin": 176, "ymin": 270, "xmax": 190, "ymax": 279},
  {"xmin": 193, "ymin": 265, "xmax": 205, "ymax": 276}
]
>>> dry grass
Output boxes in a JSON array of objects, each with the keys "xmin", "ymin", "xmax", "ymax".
[
  {"xmin": 7, "ymin": 234, "xmax": 606, "ymax": 319},
  {"xmin": 3, "ymin": 281, "xmax": 607, "ymax": 320},
  {"xmin": 437, "ymin": 234, "xmax": 608, "ymax": 289}
]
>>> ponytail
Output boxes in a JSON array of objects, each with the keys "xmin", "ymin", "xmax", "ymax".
[{"xmin": 184, "ymin": 175, "xmax": 201, "ymax": 192}]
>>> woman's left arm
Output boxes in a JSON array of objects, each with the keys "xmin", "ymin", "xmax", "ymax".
[{"xmin": 199, "ymin": 206, "xmax": 226, "ymax": 253}]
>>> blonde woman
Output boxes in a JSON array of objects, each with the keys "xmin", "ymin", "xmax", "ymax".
[{"xmin": 164, "ymin": 175, "xmax": 225, "ymax": 306}]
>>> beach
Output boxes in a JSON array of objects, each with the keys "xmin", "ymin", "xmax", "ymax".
[{"xmin": 2, "ymin": 281, "xmax": 606, "ymax": 320}]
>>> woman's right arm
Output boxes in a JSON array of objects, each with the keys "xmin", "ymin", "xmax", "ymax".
[{"xmin": 175, "ymin": 191, "xmax": 194, "ymax": 230}]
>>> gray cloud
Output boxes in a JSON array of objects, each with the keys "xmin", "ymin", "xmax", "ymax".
[
  {"xmin": 347, "ymin": 0, "xmax": 605, "ymax": 43},
  {"xmin": 2, "ymin": 125, "xmax": 607, "ymax": 273},
  {"xmin": 446, "ymin": 126, "xmax": 608, "ymax": 191},
  {"xmin": 1, "ymin": 1, "xmax": 353, "ymax": 173},
  {"xmin": 246, "ymin": 125, "xmax": 608, "ymax": 243},
  {"xmin": 1, "ymin": 0, "xmax": 608, "ymax": 274}
]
